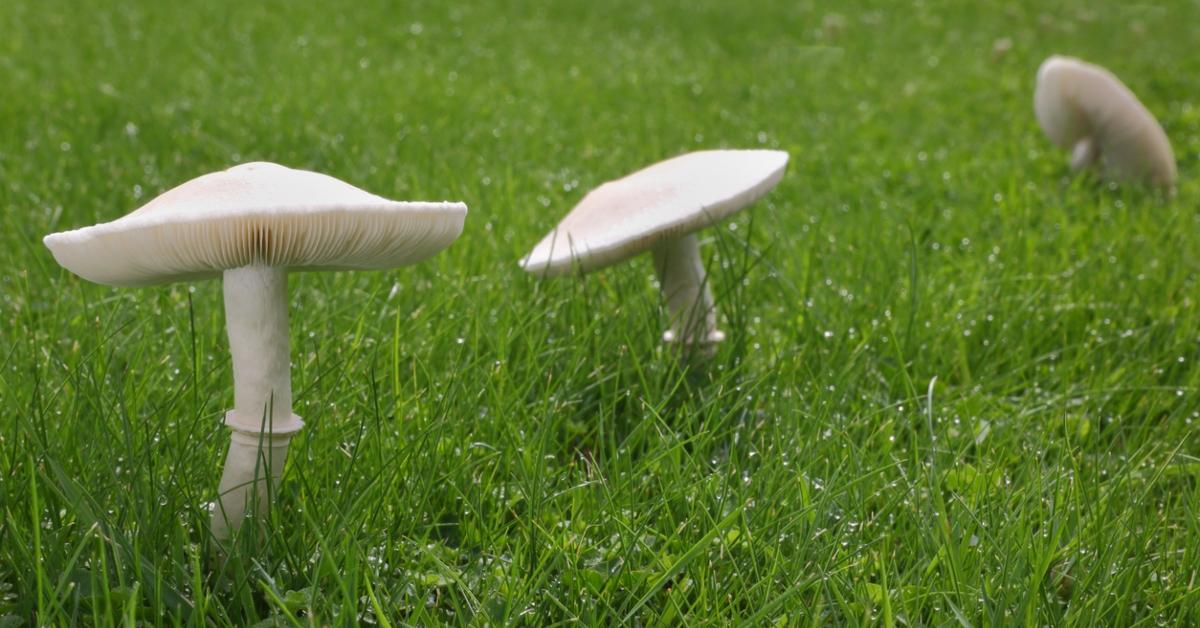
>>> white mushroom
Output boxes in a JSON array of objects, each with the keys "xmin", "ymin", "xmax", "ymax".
[
  {"xmin": 44, "ymin": 162, "xmax": 467, "ymax": 542},
  {"xmin": 520, "ymin": 149, "xmax": 788, "ymax": 350},
  {"xmin": 1034, "ymin": 55, "xmax": 1176, "ymax": 190}
]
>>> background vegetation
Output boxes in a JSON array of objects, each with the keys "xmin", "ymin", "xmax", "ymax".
[{"xmin": 1, "ymin": 0, "xmax": 1198, "ymax": 623}]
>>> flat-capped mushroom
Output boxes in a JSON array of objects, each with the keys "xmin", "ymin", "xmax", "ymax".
[
  {"xmin": 520, "ymin": 149, "xmax": 788, "ymax": 350},
  {"xmin": 1034, "ymin": 55, "xmax": 1176, "ymax": 191},
  {"xmin": 44, "ymin": 162, "xmax": 467, "ymax": 541}
]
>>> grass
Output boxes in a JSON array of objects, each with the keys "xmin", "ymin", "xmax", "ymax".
[{"xmin": 2, "ymin": 0, "xmax": 1199, "ymax": 624}]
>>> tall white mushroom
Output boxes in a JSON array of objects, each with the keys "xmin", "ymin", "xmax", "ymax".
[
  {"xmin": 1034, "ymin": 55, "xmax": 1176, "ymax": 191},
  {"xmin": 520, "ymin": 149, "xmax": 788, "ymax": 350},
  {"xmin": 43, "ymin": 162, "xmax": 467, "ymax": 541}
]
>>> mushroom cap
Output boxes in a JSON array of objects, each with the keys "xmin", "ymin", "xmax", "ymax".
[
  {"xmin": 520, "ymin": 149, "xmax": 788, "ymax": 276},
  {"xmin": 43, "ymin": 162, "xmax": 468, "ymax": 286},
  {"xmin": 1034, "ymin": 55, "xmax": 1176, "ymax": 188}
]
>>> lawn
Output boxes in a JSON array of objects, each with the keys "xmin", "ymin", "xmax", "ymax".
[{"xmin": 2, "ymin": 0, "xmax": 1199, "ymax": 624}]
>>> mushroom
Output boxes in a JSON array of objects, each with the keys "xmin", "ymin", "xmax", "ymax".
[
  {"xmin": 1034, "ymin": 55, "xmax": 1176, "ymax": 191},
  {"xmin": 43, "ymin": 162, "xmax": 467, "ymax": 541},
  {"xmin": 520, "ymin": 149, "xmax": 788, "ymax": 350}
]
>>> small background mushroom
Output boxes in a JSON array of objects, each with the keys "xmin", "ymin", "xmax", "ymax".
[{"xmin": 1034, "ymin": 55, "xmax": 1176, "ymax": 191}]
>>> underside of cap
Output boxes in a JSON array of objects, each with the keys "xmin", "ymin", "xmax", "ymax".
[
  {"xmin": 520, "ymin": 149, "xmax": 789, "ymax": 277},
  {"xmin": 43, "ymin": 162, "xmax": 468, "ymax": 286}
]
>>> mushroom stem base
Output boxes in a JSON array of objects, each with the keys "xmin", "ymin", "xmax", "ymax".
[
  {"xmin": 1071, "ymin": 137, "xmax": 1098, "ymax": 171},
  {"xmin": 651, "ymin": 233, "xmax": 724, "ymax": 348},
  {"xmin": 211, "ymin": 429, "xmax": 292, "ymax": 542}
]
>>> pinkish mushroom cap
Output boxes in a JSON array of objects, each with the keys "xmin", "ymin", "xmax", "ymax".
[{"xmin": 520, "ymin": 150, "xmax": 789, "ymax": 276}]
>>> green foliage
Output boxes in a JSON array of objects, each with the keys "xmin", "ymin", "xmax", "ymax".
[{"xmin": 1, "ymin": 0, "xmax": 1199, "ymax": 624}]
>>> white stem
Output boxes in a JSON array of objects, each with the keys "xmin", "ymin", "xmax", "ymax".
[
  {"xmin": 1070, "ymin": 137, "xmax": 1098, "ymax": 171},
  {"xmin": 212, "ymin": 265, "xmax": 302, "ymax": 541},
  {"xmin": 224, "ymin": 266, "xmax": 294, "ymax": 430},
  {"xmin": 651, "ymin": 233, "xmax": 725, "ymax": 347}
]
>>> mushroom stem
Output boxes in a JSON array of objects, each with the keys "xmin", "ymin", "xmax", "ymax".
[
  {"xmin": 651, "ymin": 234, "xmax": 725, "ymax": 346},
  {"xmin": 212, "ymin": 430, "xmax": 291, "ymax": 542},
  {"xmin": 225, "ymin": 265, "xmax": 294, "ymax": 426},
  {"xmin": 1070, "ymin": 137, "xmax": 1098, "ymax": 171},
  {"xmin": 212, "ymin": 265, "xmax": 302, "ymax": 541}
]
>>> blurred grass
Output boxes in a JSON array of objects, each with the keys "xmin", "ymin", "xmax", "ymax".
[{"xmin": 2, "ymin": 0, "xmax": 1200, "ymax": 624}]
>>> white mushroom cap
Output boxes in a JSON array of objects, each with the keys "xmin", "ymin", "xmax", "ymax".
[
  {"xmin": 520, "ymin": 150, "xmax": 789, "ymax": 276},
  {"xmin": 44, "ymin": 162, "xmax": 468, "ymax": 286},
  {"xmin": 1034, "ymin": 55, "xmax": 1176, "ymax": 189}
]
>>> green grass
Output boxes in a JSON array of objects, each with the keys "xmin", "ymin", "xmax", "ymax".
[{"xmin": 2, "ymin": 0, "xmax": 1200, "ymax": 624}]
